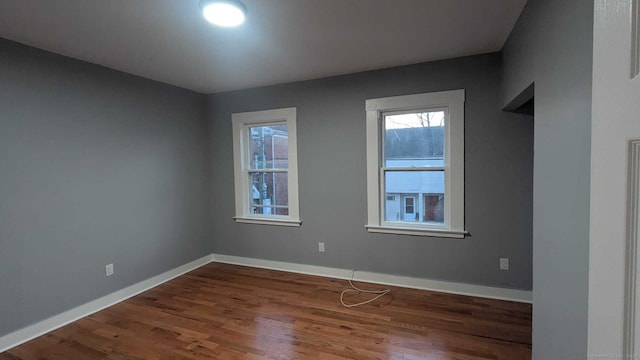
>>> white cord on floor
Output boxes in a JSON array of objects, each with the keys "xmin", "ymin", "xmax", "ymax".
[{"xmin": 340, "ymin": 270, "xmax": 391, "ymax": 307}]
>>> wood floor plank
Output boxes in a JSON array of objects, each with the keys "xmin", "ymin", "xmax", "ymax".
[{"xmin": 2, "ymin": 262, "xmax": 531, "ymax": 359}]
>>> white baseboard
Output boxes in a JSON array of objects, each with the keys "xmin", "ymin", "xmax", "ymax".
[
  {"xmin": 211, "ymin": 254, "xmax": 532, "ymax": 304},
  {"xmin": 1, "ymin": 252, "xmax": 532, "ymax": 353},
  {"xmin": 0, "ymin": 254, "xmax": 214, "ymax": 353}
]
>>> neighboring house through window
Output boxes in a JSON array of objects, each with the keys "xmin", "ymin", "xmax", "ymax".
[
  {"xmin": 365, "ymin": 90, "xmax": 466, "ymax": 238},
  {"xmin": 232, "ymin": 107, "xmax": 301, "ymax": 226}
]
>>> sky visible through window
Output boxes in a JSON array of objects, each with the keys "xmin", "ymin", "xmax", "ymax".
[{"xmin": 385, "ymin": 111, "xmax": 444, "ymax": 129}]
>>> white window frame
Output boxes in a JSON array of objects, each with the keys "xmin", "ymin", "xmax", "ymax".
[
  {"xmin": 365, "ymin": 90, "xmax": 466, "ymax": 238},
  {"xmin": 232, "ymin": 107, "xmax": 301, "ymax": 227}
]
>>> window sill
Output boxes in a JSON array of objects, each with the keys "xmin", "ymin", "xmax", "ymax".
[
  {"xmin": 365, "ymin": 225, "xmax": 467, "ymax": 238},
  {"xmin": 234, "ymin": 217, "xmax": 302, "ymax": 227}
]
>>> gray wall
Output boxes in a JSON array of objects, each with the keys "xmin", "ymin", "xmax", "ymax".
[
  {"xmin": 0, "ymin": 38, "xmax": 211, "ymax": 336},
  {"xmin": 208, "ymin": 53, "xmax": 534, "ymax": 290},
  {"xmin": 501, "ymin": 0, "xmax": 593, "ymax": 358}
]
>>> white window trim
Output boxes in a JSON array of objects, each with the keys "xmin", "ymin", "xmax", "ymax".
[
  {"xmin": 365, "ymin": 90, "xmax": 466, "ymax": 238},
  {"xmin": 232, "ymin": 107, "xmax": 301, "ymax": 227}
]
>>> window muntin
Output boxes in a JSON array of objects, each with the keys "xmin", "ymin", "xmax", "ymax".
[
  {"xmin": 232, "ymin": 108, "xmax": 300, "ymax": 226},
  {"xmin": 365, "ymin": 90, "xmax": 465, "ymax": 238}
]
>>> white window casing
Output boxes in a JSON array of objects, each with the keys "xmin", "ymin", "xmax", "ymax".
[
  {"xmin": 365, "ymin": 90, "xmax": 466, "ymax": 238},
  {"xmin": 232, "ymin": 107, "xmax": 301, "ymax": 227}
]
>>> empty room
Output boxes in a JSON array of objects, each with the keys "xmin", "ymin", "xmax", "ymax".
[{"xmin": 1, "ymin": 0, "xmax": 637, "ymax": 359}]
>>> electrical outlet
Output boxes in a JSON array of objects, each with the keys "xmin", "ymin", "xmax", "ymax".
[
  {"xmin": 105, "ymin": 263, "xmax": 114, "ymax": 276},
  {"xmin": 318, "ymin": 242, "xmax": 325, "ymax": 252},
  {"xmin": 499, "ymin": 258, "xmax": 509, "ymax": 271}
]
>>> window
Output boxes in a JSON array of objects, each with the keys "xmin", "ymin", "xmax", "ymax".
[
  {"xmin": 232, "ymin": 107, "xmax": 300, "ymax": 226},
  {"xmin": 365, "ymin": 90, "xmax": 466, "ymax": 238}
]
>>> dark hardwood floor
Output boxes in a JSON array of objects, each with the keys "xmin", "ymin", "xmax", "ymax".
[{"xmin": 1, "ymin": 263, "xmax": 532, "ymax": 359}]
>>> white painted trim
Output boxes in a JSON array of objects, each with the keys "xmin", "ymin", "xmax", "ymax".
[
  {"xmin": 365, "ymin": 90, "xmax": 466, "ymax": 237},
  {"xmin": 365, "ymin": 225, "xmax": 467, "ymax": 238},
  {"xmin": 0, "ymin": 254, "xmax": 214, "ymax": 353},
  {"xmin": 231, "ymin": 107, "xmax": 300, "ymax": 224},
  {"xmin": 234, "ymin": 217, "xmax": 302, "ymax": 227},
  {"xmin": 365, "ymin": 101, "xmax": 380, "ymax": 230},
  {"xmin": 632, "ymin": 0, "xmax": 640, "ymax": 79},
  {"xmin": 211, "ymin": 254, "xmax": 532, "ymax": 303},
  {"xmin": 625, "ymin": 140, "xmax": 640, "ymax": 358}
]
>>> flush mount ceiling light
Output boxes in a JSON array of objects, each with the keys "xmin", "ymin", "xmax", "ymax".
[{"xmin": 200, "ymin": 0, "xmax": 247, "ymax": 27}]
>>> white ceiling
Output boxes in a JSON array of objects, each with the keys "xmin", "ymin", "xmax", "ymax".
[{"xmin": 0, "ymin": 0, "xmax": 527, "ymax": 94}]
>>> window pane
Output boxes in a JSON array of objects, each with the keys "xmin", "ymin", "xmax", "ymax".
[
  {"xmin": 249, "ymin": 171, "xmax": 288, "ymax": 215},
  {"xmin": 384, "ymin": 111, "xmax": 445, "ymax": 168},
  {"xmin": 249, "ymin": 125, "xmax": 288, "ymax": 169},
  {"xmin": 384, "ymin": 170, "xmax": 444, "ymax": 224}
]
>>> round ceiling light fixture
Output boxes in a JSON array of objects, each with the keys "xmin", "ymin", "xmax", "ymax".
[{"xmin": 200, "ymin": 0, "xmax": 247, "ymax": 27}]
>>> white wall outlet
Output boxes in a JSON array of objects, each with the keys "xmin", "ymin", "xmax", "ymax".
[
  {"xmin": 318, "ymin": 242, "xmax": 325, "ymax": 252},
  {"xmin": 105, "ymin": 263, "xmax": 114, "ymax": 276},
  {"xmin": 499, "ymin": 258, "xmax": 509, "ymax": 271}
]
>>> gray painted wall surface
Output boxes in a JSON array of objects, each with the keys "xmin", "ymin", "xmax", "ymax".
[
  {"xmin": 208, "ymin": 53, "xmax": 534, "ymax": 290},
  {"xmin": 501, "ymin": 0, "xmax": 593, "ymax": 358},
  {"xmin": 0, "ymin": 38, "xmax": 211, "ymax": 336}
]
